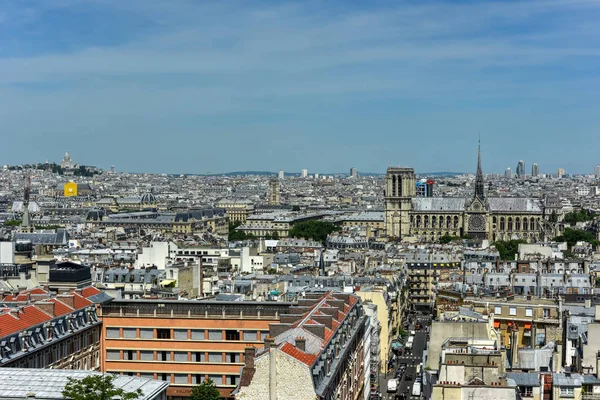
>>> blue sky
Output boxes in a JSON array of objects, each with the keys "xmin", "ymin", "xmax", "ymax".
[{"xmin": 1, "ymin": 0, "xmax": 599, "ymax": 174}]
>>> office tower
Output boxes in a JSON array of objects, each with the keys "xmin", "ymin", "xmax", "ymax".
[
  {"xmin": 350, "ymin": 167, "xmax": 358, "ymax": 178},
  {"xmin": 314, "ymin": 173, "xmax": 319, "ymax": 179},
  {"xmin": 516, "ymin": 160, "xmax": 525, "ymax": 178},
  {"xmin": 531, "ymin": 163, "xmax": 539, "ymax": 177},
  {"xmin": 301, "ymin": 169, "xmax": 308, "ymax": 178},
  {"xmin": 505, "ymin": 168, "xmax": 512, "ymax": 178},
  {"xmin": 595, "ymin": 165, "xmax": 600, "ymax": 178},
  {"xmin": 557, "ymin": 168, "xmax": 565, "ymax": 178},
  {"xmin": 278, "ymin": 170, "xmax": 284, "ymax": 180},
  {"xmin": 268, "ymin": 179, "xmax": 280, "ymax": 205}
]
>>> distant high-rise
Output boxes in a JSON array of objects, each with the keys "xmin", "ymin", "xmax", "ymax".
[
  {"xmin": 531, "ymin": 163, "xmax": 539, "ymax": 177},
  {"xmin": 505, "ymin": 168, "xmax": 512, "ymax": 178},
  {"xmin": 268, "ymin": 179, "xmax": 280, "ymax": 205},
  {"xmin": 516, "ymin": 160, "xmax": 525, "ymax": 178},
  {"xmin": 278, "ymin": 170, "xmax": 284, "ymax": 180},
  {"xmin": 350, "ymin": 167, "xmax": 358, "ymax": 178},
  {"xmin": 595, "ymin": 165, "xmax": 600, "ymax": 178},
  {"xmin": 314, "ymin": 173, "xmax": 319, "ymax": 179},
  {"xmin": 300, "ymin": 169, "xmax": 308, "ymax": 178},
  {"xmin": 557, "ymin": 168, "xmax": 565, "ymax": 178}
]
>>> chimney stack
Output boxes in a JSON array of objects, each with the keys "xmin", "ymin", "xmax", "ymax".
[
  {"xmin": 269, "ymin": 341, "xmax": 277, "ymax": 400},
  {"xmin": 296, "ymin": 337, "xmax": 306, "ymax": 352},
  {"xmin": 244, "ymin": 346, "xmax": 256, "ymax": 369}
]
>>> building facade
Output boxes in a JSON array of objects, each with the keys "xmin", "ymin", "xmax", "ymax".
[
  {"xmin": 100, "ymin": 299, "xmax": 292, "ymax": 399},
  {"xmin": 385, "ymin": 145, "xmax": 547, "ymax": 242}
]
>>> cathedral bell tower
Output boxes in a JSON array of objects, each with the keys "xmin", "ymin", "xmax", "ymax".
[{"xmin": 384, "ymin": 167, "xmax": 416, "ymax": 238}]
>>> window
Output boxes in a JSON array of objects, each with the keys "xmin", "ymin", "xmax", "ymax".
[
  {"xmin": 157, "ymin": 329, "xmax": 171, "ymax": 339},
  {"xmin": 124, "ymin": 350, "xmax": 136, "ymax": 360},
  {"xmin": 209, "ymin": 375, "xmax": 222, "ymax": 385},
  {"xmin": 208, "ymin": 352, "xmax": 222, "ymax": 363},
  {"xmin": 194, "ymin": 374, "xmax": 205, "ymax": 384},
  {"xmin": 140, "ymin": 351, "xmax": 154, "ymax": 361},
  {"xmin": 174, "ymin": 352, "xmax": 188, "ymax": 362},
  {"xmin": 123, "ymin": 328, "xmax": 136, "ymax": 339},
  {"xmin": 140, "ymin": 373, "xmax": 154, "ymax": 379},
  {"xmin": 159, "ymin": 373, "xmax": 169, "ymax": 382},
  {"xmin": 228, "ymin": 353, "xmax": 240, "ymax": 363},
  {"xmin": 160, "ymin": 351, "xmax": 171, "ymax": 361},
  {"xmin": 509, "ymin": 307, "xmax": 517, "ymax": 316},
  {"xmin": 191, "ymin": 330, "xmax": 205, "ymax": 340},
  {"xmin": 174, "ymin": 329, "xmax": 188, "ymax": 340},
  {"xmin": 494, "ymin": 306, "xmax": 502, "ymax": 315},
  {"xmin": 244, "ymin": 331, "xmax": 258, "ymax": 341},
  {"xmin": 174, "ymin": 374, "xmax": 188, "ymax": 384},
  {"xmin": 208, "ymin": 330, "xmax": 222, "ymax": 340},
  {"xmin": 228, "ymin": 375, "xmax": 240, "ymax": 385},
  {"xmin": 525, "ymin": 308, "xmax": 533, "ymax": 317},
  {"xmin": 106, "ymin": 350, "xmax": 120, "ymax": 360},
  {"xmin": 560, "ymin": 387, "xmax": 574, "ymax": 397},
  {"xmin": 195, "ymin": 352, "xmax": 205, "ymax": 362},
  {"xmin": 139, "ymin": 329, "xmax": 153, "ymax": 339},
  {"xmin": 106, "ymin": 328, "xmax": 120, "ymax": 338},
  {"xmin": 225, "ymin": 330, "xmax": 240, "ymax": 341},
  {"xmin": 544, "ymin": 309, "xmax": 551, "ymax": 318}
]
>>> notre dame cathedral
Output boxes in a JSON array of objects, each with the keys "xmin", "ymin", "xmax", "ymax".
[{"xmin": 384, "ymin": 144, "xmax": 550, "ymax": 242}]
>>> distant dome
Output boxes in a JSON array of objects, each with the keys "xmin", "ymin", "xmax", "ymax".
[{"xmin": 140, "ymin": 193, "xmax": 157, "ymax": 204}]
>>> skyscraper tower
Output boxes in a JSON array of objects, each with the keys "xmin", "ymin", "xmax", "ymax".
[
  {"xmin": 474, "ymin": 140, "xmax": 485, "ymax": 201},
  {"xmin": 531, "ymin": 163, "xmax": 539, "ymax": 177},
  {"xmin": 505, "ymin": 168, "xmax": 512, "ymax": 178},
  {"xmin": 350, "ymin": 167, "xmax": 358, "ymax": 178},
  {"xmin": 21, "ymin": 175, "xmax": 34, "ymax": 233},
  {"xmin": 278, "ymin": 170, "xmax": 284, "ymax": 180},
  {"xmin": 594, "ymin": 165, "xmax": 600, "ymax": 178},
  {"xmin": 516, "ymin": 160, "xmax": 525, "ymax": 178},
  {"xmin": 300, "ymin": 169, "xmax": 308, "ymax": 178}
]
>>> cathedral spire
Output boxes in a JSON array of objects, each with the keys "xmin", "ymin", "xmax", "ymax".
[{"xmin": 474, "ymin": 137, "xmax": 485, "ymax": 201}]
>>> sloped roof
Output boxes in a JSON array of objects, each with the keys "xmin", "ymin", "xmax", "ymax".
[
  {"xmin": 0, "ymin": 306, "xmax": 52, "ymax": 338},
  {"xmin": 487, "ymin": 197, "xmax": 542, "ymax": 212},
  {"xmin": 48, "ymin": 299, "xmax": 74, "ymax": 316},
  {"xmin": 412, "ymin": 198, "xmax": 466, "ymax": 211}
]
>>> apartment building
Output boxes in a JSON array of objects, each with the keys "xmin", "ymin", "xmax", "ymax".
[{"xmin": 99, "ymin": 299, "xmax": 292, "ymax": 399}]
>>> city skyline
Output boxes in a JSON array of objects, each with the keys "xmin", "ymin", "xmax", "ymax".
[{"xmin": 1, "ymin": 0, "xmax": 600, "ymax": 174}]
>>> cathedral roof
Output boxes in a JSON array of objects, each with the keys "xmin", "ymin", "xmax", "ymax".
[
  {"xmin": 411, "ymin": 198, "xmax": 466, "ymax": 211},
  {"xmin": 487, "ymin": 197, "xmax": 542, "ymax": 212}
]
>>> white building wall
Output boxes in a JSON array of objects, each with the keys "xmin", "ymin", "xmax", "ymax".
[
  {"xmin": 0, "ymin": 242, "xmax": 14, "ymax": 264},
  {"xmin": 136, "ymin": 241, "xmax": 178, "ymax": 269}
]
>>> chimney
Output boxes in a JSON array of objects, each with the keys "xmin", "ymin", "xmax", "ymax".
[
  {"xmin": 586, "ymin": 298, "xmax": 592, "ymax": 309},
  {"xmin": 296, "ymin": 337, "xmax": 306, "ymax": 352},
  {"xmin": 269, "ymin": 341, "xmax": 277, "ymax": 400},
  {"xmin": 35, "ymin": 301, "xmax": 55, "ymax": 317},
  {"xmin": 264, "ymin": 335, "xmax": 274, "ymax": 348},
  {"xmin": 56, "ymin": 295, "xmax": 74, "ymax": 309},
  {"xmin": 244, "ymin": 346, "xmax": 256, "ymax": 369},
  {"xmin": 510, "ymin": 330, "xmax": 519, "ymax": 367}
]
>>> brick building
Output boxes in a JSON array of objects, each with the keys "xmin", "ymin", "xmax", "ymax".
[{"xmin": 99, "ymin": 299, "xmax": 292, "ymax": 399}]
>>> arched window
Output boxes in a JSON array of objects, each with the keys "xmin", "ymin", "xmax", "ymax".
[
  {"xmin": 493, "ymin": 216, "xmax": 497, "ymax": 224},
  {"xmin": 416, "ymin": 216, "xmax": 421, "ymax": 228},
  {"xmin": 515, "ymin": 217, "xmax": 521, "ymax": 231},
  {"xmin": 530, "ymin": 219, "xmax": 536, "ymax": 230},
  {"xmin": 439, "ymin": 217, "xmax": 444, "ymax": 229},
  {"xmin": 508, "ymin": 217, "xmax": 513, "ymax": 231},
  {"xmin": 424, "ymin": 215, "xmax": 429, "ymax": 228},
  {"xmin": 446, "ymin": 216, "xmax": 451, "ymax": 229},
  {"xmin": 500, "ymin": 217, "xmax": 505, "ymax": 230},
  {"xmin": 453, "ymin": 216, "xmax": 459, "ymax": 229},
  {"xmin": 432, "ymin": 216, "xmax": 437, "ymax": 229},
  {"xmin": 522, "ymin": 217, "xmax": 528, "ymax": 231}
]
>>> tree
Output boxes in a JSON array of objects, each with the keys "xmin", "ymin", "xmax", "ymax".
[
  {"xmin": 493, "ymin": 240, "xmax": 527, "ymax": 260},
  {"xmin": 291, "ymin": 205, "xmax": 301, "ymax": 212},
  {"xmin": 62, "ymin": 374, "xmax": 142, "ymax": 400},
  {"xmin": 190, "ymin": 378, "xmax": 221, "ymax": 400},
  {"xmin": 288, "ymin": 220, "xmax": 339, "ymax": 244},
  {"xmin": 439, "ymin": 235, "xmax": 460, "ymax": 244},
  {"xmin": 3, "ymin": 220, "xmax": 21, "ymax": 227},
  {"xmin": 555, "ymin": 228, "xmax": 600, "ymax": 248}
]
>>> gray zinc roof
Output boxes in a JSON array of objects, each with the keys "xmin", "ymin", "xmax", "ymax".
[
  {"xmin": 411, "ymin": 198, "xmax": 466, "ymax": 212},
  {"xmin": 487, "ymin": 197, "xmax": 542, "ymax": 212}
]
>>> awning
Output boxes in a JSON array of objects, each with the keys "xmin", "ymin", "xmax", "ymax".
[
  {"xmin": 524, "ymin": 323, "xmax": 531, "ymax": 330},
  {"xmin": 270, "ymin": 290, "xmax": 280, "ymax": 296},
  {"xmin": 392, "ymin": 342, "xmax": 403, "ymax": 350},
  {"xmin": 494, "ymin": 321, "xmax": 501, "ymax": 328},
  {"xmin": 160, "ymin": 279, "xmax": 176, "ymax": 286}
]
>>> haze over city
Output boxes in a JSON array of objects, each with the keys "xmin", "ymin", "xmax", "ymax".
[{"xmin": 1, "ymin": 0, "xmax": 599, "ymax": 174}]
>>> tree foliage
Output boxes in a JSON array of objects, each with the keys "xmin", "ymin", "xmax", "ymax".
[
  {"xmin": 291, "ymin": 205, "xmax": 301, "ymax": 212},
  {"xmin": 62, "ymin": 375, "xmax": 142, "ymax": 400},
  {"xmin": 563, "ymin": 210, "xmax": 596, "ymax": 226},
  {"xmin": 228, "ymin": 221, "xmax": 256, "ymax": 241},
  {"xmin": 555, "ymin": 228, "xmax": 600, "ymax": 248},
  {"xmin": 493, "ymin": 240, "xmax": 527, "ymax": 260},
  {"xmin": 190, "ymin": 378, "xmax": 221, "ymax": 400},
  {"xmin": 288, "ymin": 220, "xmax": 339, "ymax": 244},
  {"xmin": 439, "ymin": 235, "xmax": 461, "ymax": 244},
  {"xmin": 3, "ymin": 220, "xmax": 21, "ymax": 227}
]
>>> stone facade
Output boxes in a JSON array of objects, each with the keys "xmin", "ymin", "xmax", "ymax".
[{"xmin": 385, "ymin": 148, "xmax": 548, "ymax": 243}]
